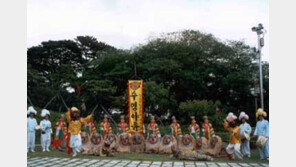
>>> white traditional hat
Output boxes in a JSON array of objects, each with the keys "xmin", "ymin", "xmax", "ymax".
[
  {"xmin": 226, "ymin": 112, "xmax": 237, "ymax": 122},
  {"xmin": 239, "ymin": 112, "xmax": 249, "ymax": 121},
  {"xmin": 27, "ymin": 106, "xmax": 37, "ymax": 115},
  {"xmin": 256, "ymin": 136, "xmax": 268, "ymax": 148},
  {"xmin": 41, "ymin": 109, "xmax": 50, "ymax": 117}
]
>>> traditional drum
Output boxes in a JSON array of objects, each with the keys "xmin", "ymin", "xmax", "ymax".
[
  {"xmin": 159, "ymin": 135, "xmax": 177, "ymax": 154},
  {"xmin": 256, "ymin": 136, "xmax": 268, "ymax": 148},
  {"xmin": 240, "ymin": 131, "xmax": 250, "ymax": 141},
  {"xmin": 145, "ymin": 134, "xmax": 161, "ymax": 153},
  {"xmin": 177, "ymin": 134, "xmax": 195, "ymax": 152},
  {"xmin": 130, "ymin": 133, "xmax": 145, "ymax": 152},
  {"xmin": 117, "ymin": 133, "xmax": 132, "ymax": 153}
]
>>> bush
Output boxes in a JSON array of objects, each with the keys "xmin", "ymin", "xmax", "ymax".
[{"xmin": 178, "ymin": 100, "xmax": 226, "ymax": 130}]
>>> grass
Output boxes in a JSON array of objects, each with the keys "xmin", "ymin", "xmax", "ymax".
[{"xmin": 27, "ymin": 147, "xmax": 268, "ymax": 163}]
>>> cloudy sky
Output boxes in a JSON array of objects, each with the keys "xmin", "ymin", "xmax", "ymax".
[{"xmin": 27, "ymin": 0, "xmax": 269, "ymax": 61}]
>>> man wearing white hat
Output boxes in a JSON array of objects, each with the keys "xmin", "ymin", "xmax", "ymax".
[
  {"xmin": 239, "ymin": 112, "xmax": 252, "ymax": 158},
  {"xmin": 40, "ymin": 109, "xmax": 52, "ymax": 152},
  {"xmin": 27, "ymin": 106, "xmax": 38, "ymax": 153},
  {"xmin": 224, "ymin": 112, "xmax": 243, "ymax": 160},
  {"xmin": 254, "ymin": 108, "xmax": 269, "ymax": 160}
]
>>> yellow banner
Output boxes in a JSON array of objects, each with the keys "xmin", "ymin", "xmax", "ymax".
[{"xmin": 128, "ymin": 80, "xmax": 144, "ymax": 134}]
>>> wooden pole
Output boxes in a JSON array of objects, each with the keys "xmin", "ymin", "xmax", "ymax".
[
  {"xmin": 59, "ymin": 94, "xmax": 68, "ymax": 109},
  {"xmin": 44, "ymin": 95, "xmax": 57, "ymax": 109}
]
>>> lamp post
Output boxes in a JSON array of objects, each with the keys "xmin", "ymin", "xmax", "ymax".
[
  {"xmin": 251, "ymin": 79, "xmax": 260, "ymax": 112},
  {"xmin": 252, "ymin": 23, "xmax": 266, "ymax": 110}
]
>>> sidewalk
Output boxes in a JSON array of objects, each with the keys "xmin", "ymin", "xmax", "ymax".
[{"xmin": 27, "ymin": 157, "xmax": 269, "ymax": 167}]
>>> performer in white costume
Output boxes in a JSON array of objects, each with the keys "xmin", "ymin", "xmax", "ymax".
[
  {"xmin": 40, "ymin": 109, "xmax": 52, "ymax": 152},
  {"xmin": 27, "ymin": 106, "xmax": 38, "ymax": 153},
  {"xmin": 239, "ymin": 112, "xmax": 252, "ymax": 157},
  {"xmin": 254, "ymin": 108, "xmax": 269, "ymax": 160}
]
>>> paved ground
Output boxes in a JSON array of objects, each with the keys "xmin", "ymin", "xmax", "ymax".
[{"xmin": 27, "ymin": 157, "xmax": 268, "ymax": 167}]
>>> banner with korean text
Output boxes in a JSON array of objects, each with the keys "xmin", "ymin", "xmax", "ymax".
[{"xmin": 127, "ymin": 80, "xmax": 144, "ymax": 134}]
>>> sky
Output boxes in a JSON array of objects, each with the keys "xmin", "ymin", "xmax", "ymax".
[{"xmin": 27, "ymin": 0, "xmax": 269, "ymax": 61}]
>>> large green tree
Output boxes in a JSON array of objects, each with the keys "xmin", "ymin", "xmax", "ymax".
[{"xmin": 27, "ymin": 31, "xmax": 269, "ymax": 126}]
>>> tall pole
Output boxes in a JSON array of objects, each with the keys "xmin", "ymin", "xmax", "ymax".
[
  {"xmin": 257, "ymin": 33, "xmax": 264, "ymax": 111},
  {"xmin": 252, "ymin": 23, "xmax": 265, "ymax": 111}
]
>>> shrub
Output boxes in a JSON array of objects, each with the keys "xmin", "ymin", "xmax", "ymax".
[{"xmin": 178, "ymin": 100, "xmax": 226, "ymax": 130}]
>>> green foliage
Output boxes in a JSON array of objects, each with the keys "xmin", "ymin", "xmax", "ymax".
[
  {"xmin": 179, "ymin": 100, "xmax": 226, "ymax": 128},
  {"xmin": 144, "ymin": 81, "xmax": 177, "ymax": 117},
  {"xmin": 27, "ymin": 31, "xmax": 269, "ymax": 126}
]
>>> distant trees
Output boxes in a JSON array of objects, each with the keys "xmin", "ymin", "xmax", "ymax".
[{"xmin": 27, "ymin": 30, "xmax": 269, "ymax": 125}]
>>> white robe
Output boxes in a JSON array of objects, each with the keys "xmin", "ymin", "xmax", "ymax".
[
  {"xmin": 27, "ymin": 117, "xmax": 37, "ymax": 150},
  {"xmin": 40, "ymin": 119, "xmax": 52, "ymax": 149},
  {"xmin": 254, "ymin": 119, "xmax": 269, "ymax": 159},
  {"xmin": 239, "ymin": 122, "xmax": 252, "ymax": 156}
]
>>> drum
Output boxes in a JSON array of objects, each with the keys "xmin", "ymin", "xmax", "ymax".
[
  {"xmin": 240, "ymin": 131, "xmax": 250, "ymax": 141},
  {"xmin": 256, "ymin": 136, "xmax": 267, "ymax": 148}
]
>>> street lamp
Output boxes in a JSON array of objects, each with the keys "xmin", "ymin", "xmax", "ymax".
[{"xmin": 252, "ymin": 23, "xmax": 266, "ymax": 110}]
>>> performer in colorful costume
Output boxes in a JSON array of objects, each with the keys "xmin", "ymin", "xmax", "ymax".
[
  {"xmin": 117, "ymin": 115, "xmax": 129, "ymax": 135},
  {"xmin": 224, "ymin": 112, "xmax": 243, "ymax": 160},
  {"xmin": 27, "ymin": 106, "xmax": 38, "ymax": 153},
  {"xmin": 254, "ymin": 108, "xmax": 269, "ymax": 160},
  {"xmin": 169, "ymin": 116, "xmax": 182, "ymax": 138},
  {"xmin": 239, "ymin": 112, "xmax": 252, "ymax": 158},
  {"xmin": 147, "ymin": 115, "xmax": 161, "ymax": 138},
  {"xmin": 83, "ymin": 118, "xmax": 96, "ymax": 135},
  {"xmin": 189, "ymin": 116, "xmax": 200, "ymax": 139},
  {"xmin": 99, "ymin": 114, "xmax": 113, "ymax": 138},
  {"xmin": 201, "ymin": 116, "xmax": 215, "ymax": 140},
  {"xmin": 65, "ymin": 107, "xmax": 93, "ymax": 157},
  {"xmin": 40, "ymin": 109, "xmax": 53, "ymax": 152},
  {"xmin": 52, "ymin": 114, "xmax": 67, "ymax": 149}
]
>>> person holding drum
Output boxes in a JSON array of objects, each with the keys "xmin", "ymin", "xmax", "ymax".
[
  {"xmin": 239, "ymin": 112, "xmax": 252, "ymax": 158},
  {"xmin": 254, "ymin": 108, "xmax": 269, "ymax": 160}
]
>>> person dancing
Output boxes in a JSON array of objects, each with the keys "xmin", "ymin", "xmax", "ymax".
[
  {"xmin": 224, "ymin": 112, "xmax": 243, "ymax": 160},
  {"xmin": 65, "ymin": 107, "xmax": 93, "ymax": 157}
]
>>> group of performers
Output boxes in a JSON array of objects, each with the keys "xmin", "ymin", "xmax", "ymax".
[
  {"xmin": 223, "ymin": 109, "xmax": 269, "ymax": 160},
  {"xmin": 27, "ymin": 106, "xmax": 269, "ymax": 160}
]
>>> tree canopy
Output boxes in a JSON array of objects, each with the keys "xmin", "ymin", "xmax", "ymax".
[{"xmin": 27, "ymin": 30, "xmax": 269, "ymax": 126}]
